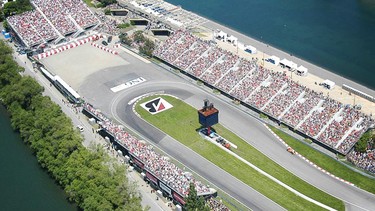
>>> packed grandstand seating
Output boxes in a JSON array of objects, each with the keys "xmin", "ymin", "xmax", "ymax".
[
  {"xmin": 84, "ymin": 103, "xmax": 212, "ymax": 197},
  {"xmin": 95, "ymin": 11, "xmax": 121, "ymax": 35},
  {"xmin": 32, "ymin": 0, "xmax": 78, "ymax": 35},
  {"xmin": 347, "ymin": 148, "xmax": 375, "ymax": 174},
  {"xmin": 216, "ymin": 58, "xmax": 257, "ymax": 93},
  {"xmin": 154, "ymin": 29, "xmax": 375, "ymax": 155},
  {"xmin": 7, "ymin": 10, "xmax": 58, "ymax": 47},
  {"xmin": 6, "ymin": 0, "xmax": 99, "ymax": 46},
  {"xmin": 207, "ymin": 198, "xmax": 230, "ymax": 211},
  {"xmin": 281, "ymin": 89, "xmax": 323, "ymax": 127}
]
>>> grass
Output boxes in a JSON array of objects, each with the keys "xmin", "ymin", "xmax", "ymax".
[
  {"xmin": 269, "ymin": 125, "xmax": 375, "ymax": 193},
  {"xmin": 82, "ymin": 0, "xmax": 95, "ymax": 7},
  {"xmin": 135, "ymin": 95, "xmax": 345, "ymax": 211}
]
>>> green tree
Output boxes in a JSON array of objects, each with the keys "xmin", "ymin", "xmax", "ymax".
[
  {"xmin": 184, "ymin": 183, "xmax": 210, "ymax": 211},
  {"xmin": 133, "ymin": 30, "xmax": 145, "ymax": 43},
  {"xmin": 104, "ymin": 8, "xmax": 111, "ymax": 15},
  {"xmin": 139, "ymin": 39, "xmax": 155, "ymax": 57},
  {"xmin": 119, "ymin": 33, "xmax": 132, "ymax": 46},
  {"xmin": 355, "ymin": 131, "xmax": 371, "ymax": 153},
  {"xmin": 3, "ymin": 0, "xmax": 32, "ymax": 17},
  {"xmin": 98, "ymin": 0, "xmax": 117, "ymax": 7},
  {"xmin": 0, "ymin": 40, "xmax": 143, "ymax": 211}
]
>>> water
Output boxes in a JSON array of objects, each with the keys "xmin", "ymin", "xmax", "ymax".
[
  {"xmin": 0, "ymin": 105, "xmax": 77, "ymax": 211},
  {"xmin": 165, "ymin": 0, "xmax": 375, "ymax": 90}
]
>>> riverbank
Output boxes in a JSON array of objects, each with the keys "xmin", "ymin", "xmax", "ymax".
[
  {"xmin": 193, "ymin": 21, "xmax": 375, "ymax": 116},
  {"xmin": 0, "ymin": 106, "xmax": 77, "ymax": 211}
]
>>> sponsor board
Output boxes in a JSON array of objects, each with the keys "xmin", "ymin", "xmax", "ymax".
[
  {"xmin": 146, "ymin": 172, "xmax": 158, "ymax": 185},
  {"xmin": 173, "ymin": 192, "xmax": 186, "ymax": 205},
  {"xmin": 159, "ymin": 181, "xmax": 172, "ymax": 195},
  {"xmin": 110, "ymin": 77, "xmax": 146, "ymax": 93},
  {"xmin": 141, "ymin": 97, "xmax": 173, "ymax": 115},
  {"xmin": 132, "ymin": 157, "xmax": 144, "ymax": 169}
]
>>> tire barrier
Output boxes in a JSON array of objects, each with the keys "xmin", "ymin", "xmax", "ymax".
[
  {"xmin": 37, "ymin": 34, "xmax": 102, "ymax": 60},
  {"xmin": 90, "ymin": 42, "xmax": 119, "ymax": 55}
]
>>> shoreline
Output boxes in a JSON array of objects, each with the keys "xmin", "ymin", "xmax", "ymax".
[
  {"xmin": 120, "ymin": 0, "xmax": 375, "ymax": 114},
  {"xmin": 161, "ymin": 0, "xmax": 375, "ymax": 93},
  {"xmin": 201, "ymin": 20, "xmax": 375, "ymax": 97}
]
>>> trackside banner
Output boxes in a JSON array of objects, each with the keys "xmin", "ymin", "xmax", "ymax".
[{"xmin": 140, "ymin": 97, "xmax": 173, "ymax": 115}]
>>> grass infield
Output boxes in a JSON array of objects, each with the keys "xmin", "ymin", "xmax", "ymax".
[
  {"xmin": 135, "ymin": 95, "xmax": 344, "ymax": 211},
  {"xmin": 269, "ymin": 126, "xmax": 375, "ymax": 194}
]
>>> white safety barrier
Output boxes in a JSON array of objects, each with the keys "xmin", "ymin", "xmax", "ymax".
[
  {"xmin": 36, "ymin": 34, "xmax": 103, "ymax": 59},
  {"xmin": 90, "ymin": 42, "xmax": 118, "ymax": 55}
]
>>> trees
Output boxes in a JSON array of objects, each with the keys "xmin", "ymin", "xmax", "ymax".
[
  {"xmin": 354, "ymin": 130, "xmax": 375, "ymax": 152},
  {"xmin": 0, "ymin": 40, "xmax": 143, "ymax": 210},
  {"xmin": 139, "ymin": 39, "xmax": 155, "ymax": 57},
  {"xmin": 119, "ymin": 33, "xmax": 132, "ymax": 46},
  {"xmin": 184, "ymin": 183, "xmax": 210, "ymax": 211},
  {"xmin": 97, "ymin": 0, "xmax": 117, "ymax": 7},
  {"xmin": 2, "ymin": 0, "xmax": 33, "ymax": 18}
]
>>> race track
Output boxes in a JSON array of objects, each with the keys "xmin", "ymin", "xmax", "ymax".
[{"xmin": 78, "ymin": 52, "xmax": 375, "ymax": 211}]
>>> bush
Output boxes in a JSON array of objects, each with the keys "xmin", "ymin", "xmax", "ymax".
[
  {"xmin": 355, "ymin": 131, "xmax": 372, "ymax": 153},
  {"xmin": 117, "ymin": 23, "xmax": 131, "ymax": 29},
  {"xmin": 104, "ymin": 8, "xmax": 111, "ymax": 15},
  {"xmin": 0, "ymin": 40, "xmax": 143, "ymax": 211}
]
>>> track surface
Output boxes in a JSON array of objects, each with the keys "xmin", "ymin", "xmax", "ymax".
[{"xmin": 78, "ymin": 51, "xmax": 375, "ymax": 211}]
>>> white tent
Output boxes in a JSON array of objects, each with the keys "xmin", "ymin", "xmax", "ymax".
[
  {"xmin": 296, "ymin": 65, "xmax": 308, "ymax": 76},
  {"xmin": 226, "ymin": 35, "xmax": 238, "ymax": 44},
  {"xmin": 244, "ymin": 45, "xmax": 257, "ymax": 54},
  {"xmin": 237, "ymin": 42, "xmax": 246, "ymax": 50},
  {"xmin": 266, "ymin": 55, "xmax": 280, "ymax": 65},
  {"xmin": 322, "ymin": 79, "xmax": 335, "ymax": 90},
  {"xmin": 215, "ymin": 30, "xmax": 227, "ymax": 39},
  {"xmin": 280, "ymin": 59, "xmax": 297, "ymax": 70}
]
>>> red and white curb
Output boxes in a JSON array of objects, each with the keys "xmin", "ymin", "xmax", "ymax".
[
  {"xmin": 263, "ymin": 124, "xmax": 355, "ymax": 186},
  {"xmin": 91, "ymin": 42, "xmax": 118, "ymax": 55},
  {"xmin": 36, "ymin": 34, "xmax": 103, "ymax": 60}
]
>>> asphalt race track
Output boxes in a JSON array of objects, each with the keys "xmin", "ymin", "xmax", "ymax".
[{"xmin": 78, "ymin": 51, "xmax": 375, "ymax": 211}]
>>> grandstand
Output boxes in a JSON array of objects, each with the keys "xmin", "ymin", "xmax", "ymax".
[
  {"xmin": 6, "ymin": 0, "xmax": 100, "ymax": 48},
  {"xmin": 82, "ymin": 103, "xmax": 221, "ymax": 207},
  {"xmin": 153, "ymin": 30, "xmax": 375, "ymax": 155}
]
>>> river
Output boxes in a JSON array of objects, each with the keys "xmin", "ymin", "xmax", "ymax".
[
  {"xmin": 166, "ymin": 0, "xmax": 375, "ymax": 90},
  {"xmin": 0, "ymin": 105, "xmax": 77, "ymax": 211}
]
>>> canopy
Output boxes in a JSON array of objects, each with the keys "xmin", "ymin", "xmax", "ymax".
[
  {"xmin": 215, "ymin": 30, "xmax": 227, "ymax": 39},
  {"xmin": 244, "ymin": 45, "xmax": 257, "ymax": 54},
  {"xmin": 280, "ymin": 58, "xmax": 297, "ymax": 69},
  {"xmin": 296, "ymin": 65, "xmax": 308, "ymax": 75},
  {"xmin": 322, "ymin": 79, "xmax": 335, "ymax": 90},
  {"xmin": 266, "ymin": 55, "xmax": 280, "ymax": 65},
  {"xmin": 226, "ymin": 35, "xmax": 238, "ymax": 44}
]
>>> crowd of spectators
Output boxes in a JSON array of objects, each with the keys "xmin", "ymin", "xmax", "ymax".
[
  {"xmin": 201, "ymin": 49, "xmax": 239, "ymax": 85},
  {"xmin": 60, "ymin": 0, "xmax": 99, "ymax": 29},
  {"xmin": 229, "ymin": 66, "xmax": 270, "ymax": 101},
  {"xmin": 338, "ymin": 116, "xmax": 374, "ymax": 154},
  {"xmin": 207, "ymin": 198, "xmax": 230, "ymax": 211},
  {"xmin": 32, "ymin": 0, "xmax": 78, "ymax": 35},
  {"xmin": 263, "ymin": 81, "xmax": 305, "ymax": 118},
  {"xmin": 281, "ymin": 90, "xmax": 323, "ymax": 127},
  {"xmin": 83, "ymin": 103, "xmax": 211, "ymax": 197},
  {"xmin": 246, "ymin": 71, "xmax": 288, "ymax": 109},
  {"xmin": 154, "ymin": 30, "xmax": 374, "ymax": 155},
  {"xmin": 216, "ymin": 58, "xmax": 257, "ymax": 93},
  {"xmin": 317, "ymin": 106, "xmax": 362, "ymax": 149},
  {"xmin": 187, "ymin": 46, "xmax": 224, "ymax": 78},
  {"xmin": 95, "ymin": 11, "xmax": 121, "ymax": 35},
  {"xmin": 7, "ymin": 0, "xmax": 100, "ymax": 47},
  {"xmin": 346, "ymin": 148, "xmax": 375, "ymax": 174},
  {"xmin": 7, "ymin": 10, "xmax": 58, "ymax": 46}
]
